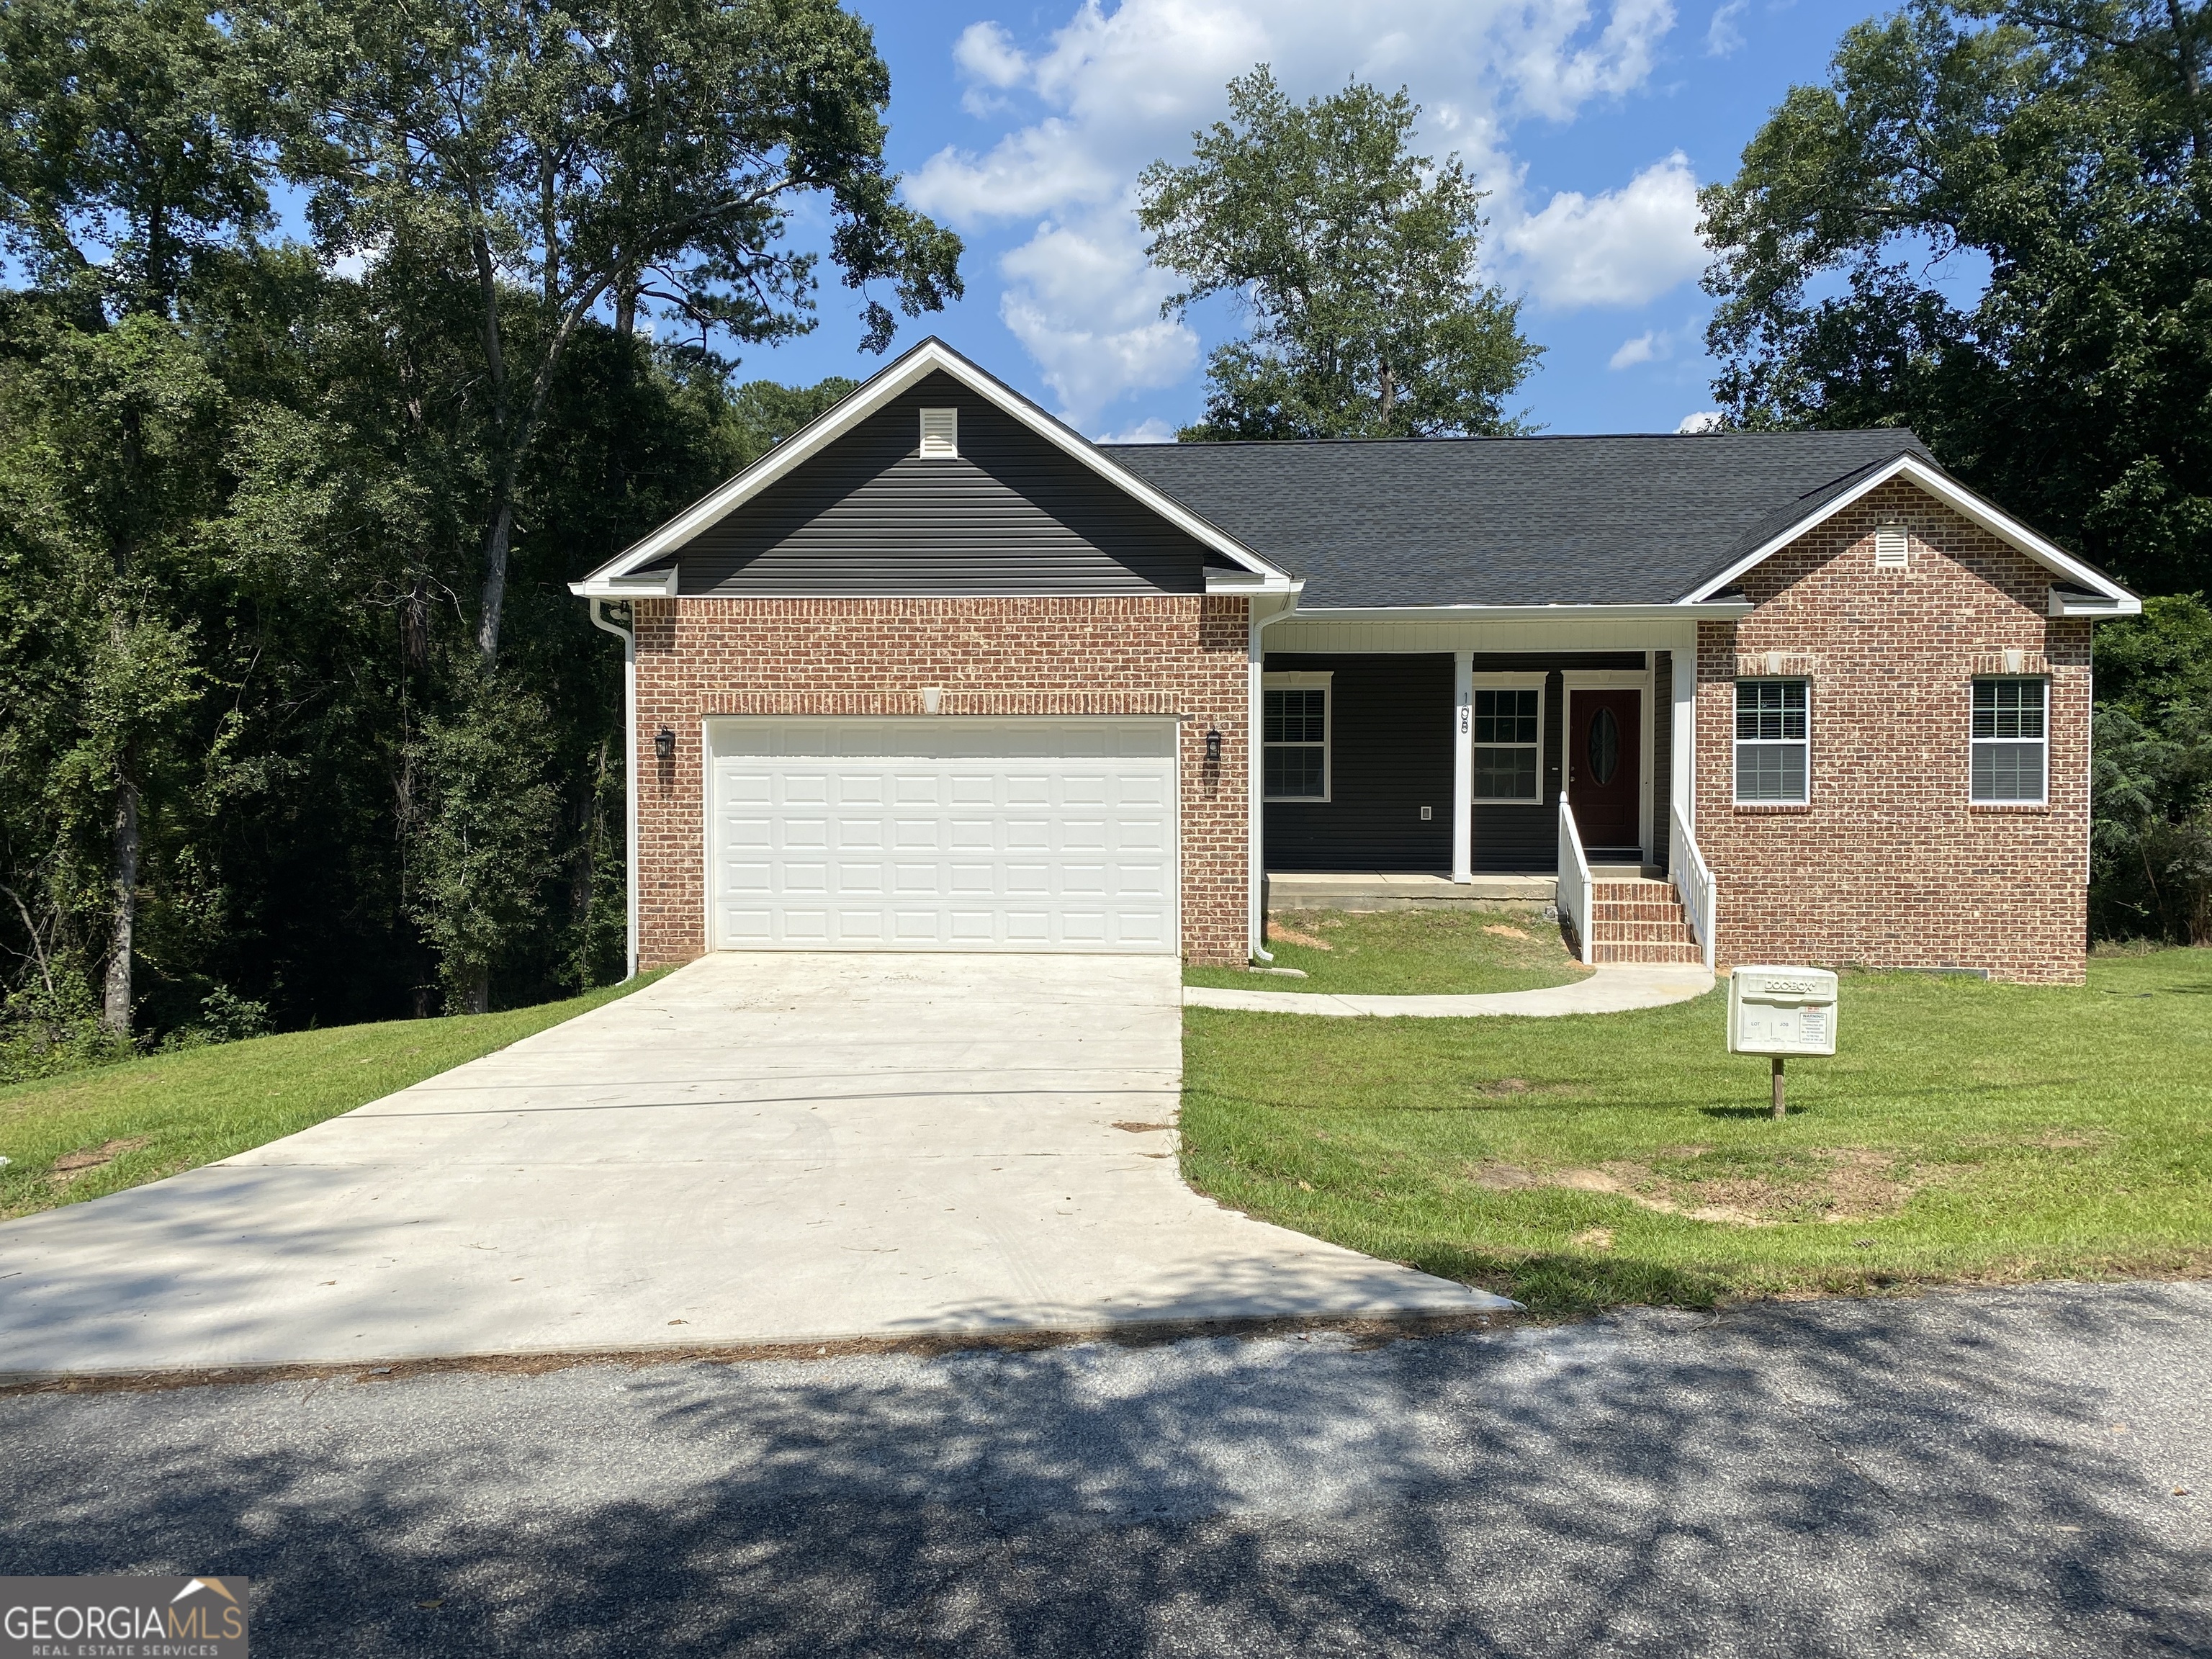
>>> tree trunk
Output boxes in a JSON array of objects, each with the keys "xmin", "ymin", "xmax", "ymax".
[
  {"xmin": 570, "ymin": 738, "xmax": 610, "ymax": 984},
  {"xmin": 102, "ymin": 765, "xmax": 139, "ymax": 1036},
  {"xmin": 2170, "ymin": 0, "xmax": 2210, "ymax": 161},
  {"xmin": 477, "ymin": 489, "xmax": 515, "ymax": 666},
  {"xmin": 463, "ymin": 966, "xmax": 490, "ymax": 1015}
]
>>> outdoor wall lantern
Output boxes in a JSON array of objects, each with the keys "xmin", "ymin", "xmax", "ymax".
[
  {"xmin": 1205, "ymin": 727, "xmax": 1222, "ymax": 762},
  {"xmin": 654, "ymin": 727, "xmax": 675, "ymax": 763}
]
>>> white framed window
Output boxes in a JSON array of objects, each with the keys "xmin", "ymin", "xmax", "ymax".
[
  {"xmin": 919, "ymin": 407, "xmax": 958, "ymax": 459},
  {"xmin": 1263, "ymin": 672, "xmax": 1331, "ymax": 801},
  {"xmin": 1469, "ymin": 675, "xmax": 1545, "ymax": 804},
  {"xmin": 1972, "ymin": 678, "xmax": 2047, "ymax": 804},
  {"xmin": 1735, "ymin": 679, "xmax": 1809, "ymax": 804}
]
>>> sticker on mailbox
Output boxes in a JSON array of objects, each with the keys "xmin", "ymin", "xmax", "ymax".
[{"xmin": 1727, "ymin": 966, "xmax": 1838, "ymax": 1056}]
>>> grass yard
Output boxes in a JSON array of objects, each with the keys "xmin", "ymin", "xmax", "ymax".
[
  {"xmin": 1181, "ymin": 949, "xmax": 2212, "ymax": 1316},
  {"xmin": 1183, "ymin": 906, "xmax": 1590, "ymax": 996},
  {"xmin": 0, "ymin": 974, "xmax": 663, "ymax": 1223}
]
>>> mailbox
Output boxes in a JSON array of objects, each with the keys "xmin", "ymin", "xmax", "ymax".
[{"xmin": 1727, "ymin": 966, "xmax": 1838, "ymax": 1057}]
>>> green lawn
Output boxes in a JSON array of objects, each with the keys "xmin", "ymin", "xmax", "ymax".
[
  {"xmin": 1184, "ymin": 907, "xmax": 1591, "ymax": 995},
  {"xmin": 0, "ymin": 974, "xmax": 663, "ymax": 1223},
  {"xmin": 1181, "ymin": 950, "xmax": 2212, "ymax": 1316}
]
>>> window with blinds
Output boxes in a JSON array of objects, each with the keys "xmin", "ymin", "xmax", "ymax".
[
  {"xmin": 1471, "ymin": 685, "xmax": 1543, "ymax": 803},
  {"xmin": 1735, "ymin": 679, "xmax": 1810, "ymax": 804},
  {"xmin": 1262, "ymin": 674, "xmax": 1331, "ymax": 801},
  {"xmin": 1972, "ymin": 678, "xmax": 2046, "ymax": 803}
]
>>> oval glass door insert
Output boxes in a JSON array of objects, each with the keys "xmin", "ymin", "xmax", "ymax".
[{"xmin": 1587, "ymin": 707, "xmax": 1620, "ymax": 785}]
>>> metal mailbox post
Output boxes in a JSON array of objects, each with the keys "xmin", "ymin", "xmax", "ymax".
[{"xmin": 1727, "ymin": 966, "xmax": 1838, "ymax": 1118}]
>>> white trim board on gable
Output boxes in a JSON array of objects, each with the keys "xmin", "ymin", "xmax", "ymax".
[
  {"xmin": 1676, "ymin": 454, "xmax": 2140, "ymax": 612},
  {"xmin": 571, "ymin": 338, "xmax": 1291, "ymax": 598}
]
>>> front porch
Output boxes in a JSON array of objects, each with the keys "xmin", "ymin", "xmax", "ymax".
[{"xmin": 1254, "ymin": 609, "xmax": 1721, "ymax": 968}]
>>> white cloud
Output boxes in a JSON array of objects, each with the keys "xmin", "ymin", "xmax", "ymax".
[
  {"xmin": 1501, "ymin": 150, "xmax": 1710, "ymax": 310},
  {"xmin": 1676, "ymin": 409, "xmax": 1725, "ymax": 433},
  {"xmin": 1705, "ymin": 1, "xmax": 1748, "ymax": 57},
  {"xmin": 910, "ymin": 2, "xmax": 1687, "ymax": 411},
  {"xmin": 1096, "ymin": 416, "xmax": 1179, "ymax": 443},
  {"xmin": 1608, "ymin": 331, "xmax": 1658, "ymax": 369},
  {"xmin": 955, "ymin": 21, "xmax": 1029, "ymax": 88},
  {"xmin": 997, "ymin": 210, "xmax": 1200, "ymax": 426}
]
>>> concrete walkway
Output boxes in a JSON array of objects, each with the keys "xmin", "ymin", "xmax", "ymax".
[
  {"xmin": 0, "ymin": 954, "xmax": 1505, "ymax": 1379},
  {"xmin": 1185, "ymin": 962, "xmax": 1716, "ymax": 1017}
]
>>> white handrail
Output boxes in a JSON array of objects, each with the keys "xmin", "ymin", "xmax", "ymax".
[
  {"xmin": 1556, "ymin": 792, "xmax": 1593, "ymax": 966},
  {"xmin": 1670, "ymin": 801, "xmax": 1717, "ymax": 972}
]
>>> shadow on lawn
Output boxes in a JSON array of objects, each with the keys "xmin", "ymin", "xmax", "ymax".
[{"xmin": 2, "ymin": 1283, "xmax": 2204, "ymax": 1658}]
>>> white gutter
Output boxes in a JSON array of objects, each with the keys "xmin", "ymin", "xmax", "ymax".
[
  {"xmin": 1246, "ymin": 582, "xmax": 1305, "ymax": 961},
  {"xmin": 1286, "ymin": 600, "xmax": 1755, "ymax": 623},
  {"xmin": 583, "ymin": 595, "xmax": 640, "ymax": 981}
]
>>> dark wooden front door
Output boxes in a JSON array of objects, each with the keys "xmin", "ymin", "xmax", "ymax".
[{"xmin": 1568, "ymin": 689, "xmax": 1641, "ymax": 853}]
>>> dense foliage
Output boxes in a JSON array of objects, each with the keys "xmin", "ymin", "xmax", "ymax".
[
  {"xmin": 1138, "ymin": 68, "xmax": 1540, "ymax": 441},
  {"xmin": 1700, "ymin": 1, "xmax": 2212, "ymax": 598},
  {"xmin": 0, "ymin": 0, "xmax": 943, "ymax": 1069},
  {"xmin": 1701, "ymin": 1, "xmax": 2212, "ymax": 941}
]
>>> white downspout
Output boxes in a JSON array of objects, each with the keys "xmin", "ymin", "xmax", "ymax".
[
  {"xmin": 1246, "ymin": 584, "xmax": 1303, "ymax": 963},
  {"xmin": 586, "ymin": 598, "xmax": 640, "ymax": 980}
]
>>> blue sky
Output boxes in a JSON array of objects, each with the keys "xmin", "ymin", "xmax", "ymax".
[{"xmin": 732, "ymin": 0, "xmax": 1895, "ymax": 439}]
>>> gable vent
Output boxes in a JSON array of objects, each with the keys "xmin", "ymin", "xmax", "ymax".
[
  {"xmin": 918, "ymin": 407, "xmax": 958, "ymax": 459},
  {"xmin": 1874, "ymin": 522, "xmax": 1909, "ymax": 569}
]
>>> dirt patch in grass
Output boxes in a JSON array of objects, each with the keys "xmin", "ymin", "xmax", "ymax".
[
  {"xmin": 1186, "ymin": 906, "xmax": 1586, "ymax": 997},
  {"xmin": 1464, "ymin": 1148, "xmax": 1946, "ymax": 1227},
  {"xmin": 47, "ymin": 1136, "xmax": 151, "ymax": 1187}
]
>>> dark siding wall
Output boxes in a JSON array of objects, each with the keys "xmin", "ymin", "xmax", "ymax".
[
  {"xmin": 663, "ymin": 372, "xmax": 1212, "ymax": 595},
  {"xmin": 1264, "ymin": 654, "xmax": 1452, "ymax": 872}
]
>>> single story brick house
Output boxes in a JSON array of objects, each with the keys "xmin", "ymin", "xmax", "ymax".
[{"xmin": 573, "ymin": 338, "xmax": 2139, "ymax": 985}]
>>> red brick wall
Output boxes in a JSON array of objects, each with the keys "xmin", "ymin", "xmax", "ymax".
[
  {"xmin": 1695, "ymin": 478, "xmax": 2091, "ymax": 984},
  {"xmin": 631, "ymin": 595, "xmax": 1251, "ymax": 966}
]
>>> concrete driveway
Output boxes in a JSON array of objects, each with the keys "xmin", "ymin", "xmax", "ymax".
[{"xmin": 0, "ymin": 954, "xmax": 1501, "ymax": 1377}]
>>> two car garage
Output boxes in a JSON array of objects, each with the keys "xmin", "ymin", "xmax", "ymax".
[{"xmin": 705, "ymin": 717, "xmax": 1180, "ymax": 954}]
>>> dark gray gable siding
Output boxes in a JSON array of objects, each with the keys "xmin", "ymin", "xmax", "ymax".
[
  {"xmin": 1107, "ymin": 430, "xmax": 1937, "ymax": 607},
  {"xmin": 652, "ymin": 372, "xmax": 1218, "ymax": 595}
]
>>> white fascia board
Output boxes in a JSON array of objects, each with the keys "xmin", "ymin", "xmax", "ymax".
[
  {"xmin": 1205, "ymin": 569, "xmax": 1298, "ymax": 594},
  {"xmin": 568, "ymin": 570, "xmax": 678, "ymax": 599},
  {"xmin": 2049, "ymin": 585, "xmax": 2143, "ymax": 618},
  {"xmin": 1678, "ymin": 454, "xmax": 2139, "ymax": 607},
  {"xmin": 1291, "ymin": 601, "xmax": 1753, "ymax": 624},
  {"xmin": 580, "ymin": 338, "xmax": 1287, "ymax": 585}
]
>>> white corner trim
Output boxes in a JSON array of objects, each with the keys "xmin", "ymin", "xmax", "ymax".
[
  {"xmin": 580, "ymin": 338, "xmax": 1287, "ymax": 585},
  {"xmin": 1678, "ymin": 454, "xmax": 2139, "ymax": 607}
]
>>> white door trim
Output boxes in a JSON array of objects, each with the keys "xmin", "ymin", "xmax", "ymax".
[{"xmin": 1559, "ymin": 671, "xmax": 1652, "ymax": 863}]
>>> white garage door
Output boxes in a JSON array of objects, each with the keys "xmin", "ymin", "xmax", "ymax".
[{"xmin": 706, "ymin": 717, "xmax": 1178, "ymax": 953}]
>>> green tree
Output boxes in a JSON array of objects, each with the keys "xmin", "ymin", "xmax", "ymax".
[
  {"xmin": 1136, "ymin": 67, "xmax": 1539, "ymax": 441},
  {"xmin": 0, "ymin": 0, "xmax": 271, "ymax": 1034},
  {"xmin": 1699, "ymin": 1, "xmax": 2212, "ymax": 595},
  {"xmin": 253, "ymin": 0, "xmax": 962, "ymax": 665}
]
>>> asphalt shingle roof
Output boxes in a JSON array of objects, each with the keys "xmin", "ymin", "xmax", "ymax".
[{"xmin": 1102, "ymin": 429, "xmax": 1937, "ymax": 607}]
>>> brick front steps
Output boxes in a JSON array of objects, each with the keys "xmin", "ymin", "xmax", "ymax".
[{"xmin": 1585, "ymin": 878, "xmax": 1704, "ymax": 966}]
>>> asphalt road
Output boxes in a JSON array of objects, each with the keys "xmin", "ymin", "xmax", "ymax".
[{"xmin": 4, "ymin": 1281, "xmax": 2208, "ymax": 1657}]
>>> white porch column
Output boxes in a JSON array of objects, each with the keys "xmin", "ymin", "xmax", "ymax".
[
  {"xmin": 1452, "ymin": 650, "xmax": 1473, "ymax": 883},
  {"xmin": 1671, "ymin": 636, "xmax": 1696, "ymax": 837}
]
